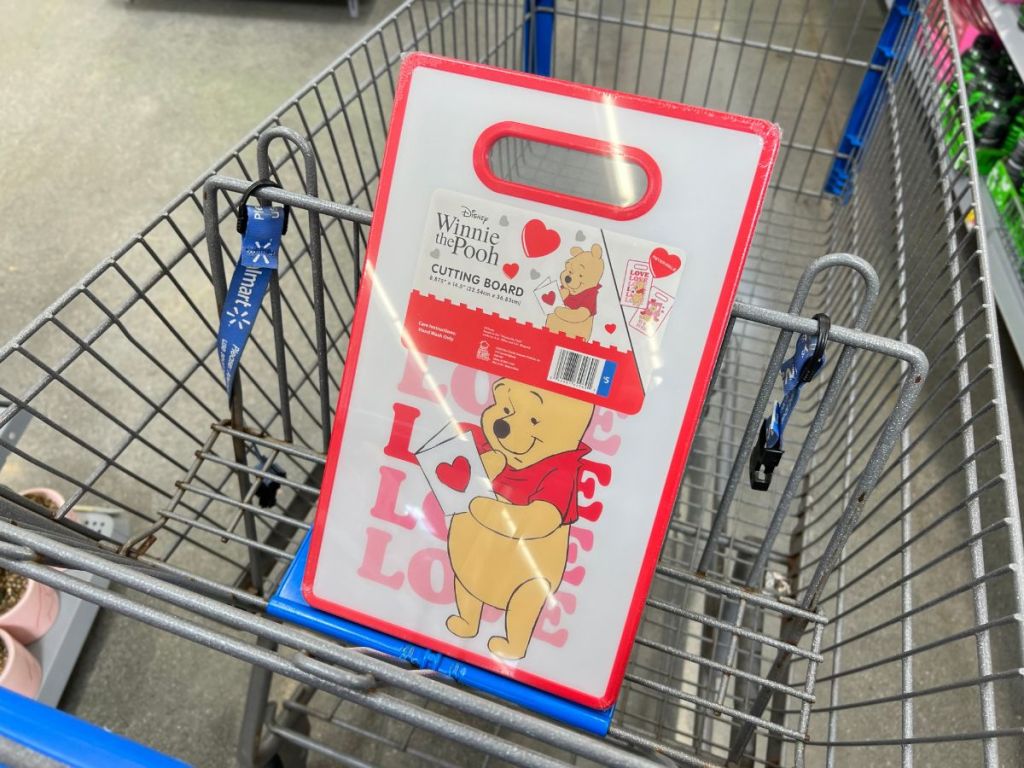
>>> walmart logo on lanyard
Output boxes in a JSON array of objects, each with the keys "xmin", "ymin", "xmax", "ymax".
[{"xmin": 217, "ymin": 180, "xmax": 291, "ymax": 394}]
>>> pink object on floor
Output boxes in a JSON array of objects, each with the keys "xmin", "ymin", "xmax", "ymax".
[
  {"xmin": 0, "ymin": 576, "xmax": 59, "ymax": 645},
  {"xmin": 18, "ymin": 487, "xmax": 64, "ymax": 513},
  {"xmin": 0, "ymin": 628, "xmax": 41, "ymax": 699},
  {"xmin": 19, "ymin": 486, "xmax": 77, "ymax": 523}
]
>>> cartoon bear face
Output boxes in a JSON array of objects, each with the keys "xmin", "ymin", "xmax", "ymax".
[
  {"xmin": 641, "ymin": 299, "xmax": 663, "ymax": 323},
  {"xmin": 559, "ymin": 244, "xmax": 604, "ymax": 295},
  {"xmin": 482, "ymin": 379, "xmax": 594, "ymax": 469}
]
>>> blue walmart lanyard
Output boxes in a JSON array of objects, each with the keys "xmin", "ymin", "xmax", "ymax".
[
  {"xmin": 216, "ymin": 181, "xmax": 290, "ymax": 394},
  {"xmin": 750, "ymin": 313, "xmax": 830, "ymax": 491}
]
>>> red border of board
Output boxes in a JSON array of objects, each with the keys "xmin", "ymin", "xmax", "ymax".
[{"xmin": 302, "ymin": 52, "xmax": 780, "ymax": 710}]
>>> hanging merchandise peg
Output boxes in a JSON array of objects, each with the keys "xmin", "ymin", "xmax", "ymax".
[{"xmin": 750, "ymin": 313, "xmax": 830, "ymax": 491}]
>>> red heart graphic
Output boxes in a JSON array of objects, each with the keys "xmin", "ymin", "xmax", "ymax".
[
  {"xmin": 436, "ymin": 456, "xmax": 470, "ymax": 492},
  {"xmin": 503, "ymin": 262, "xmax": 520, "ymax": 279},
  {"xmin": 522, "ymin": 219, "xmax": 561, "ymax": 258},
  {"xmin": 541, "ymin": 290, "xmax": 556, "ymax": 306},
  {"xmin": 649, "ymin": 247, "xmax": 682, "ymax": 279},
  {"xmin": 604, "ymin": 323, "xmax": 616, "ymax": 334}
]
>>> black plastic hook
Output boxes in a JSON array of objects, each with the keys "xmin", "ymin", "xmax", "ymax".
[
  {"xmin": 749, "ymin": 418, "xmax": 784, "ymax": 492},
  {"xmin": 235, "ymin": 179, "xmax": 290, "ymax": 236}
]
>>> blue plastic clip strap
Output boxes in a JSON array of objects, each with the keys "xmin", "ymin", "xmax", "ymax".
[
  {"xmin": 216, "ymin": 181, "xmax": 288, "ymax": 394},
  {"xmin": 750, "ymin": 314, "xmax": 830, "ymax": 491}
]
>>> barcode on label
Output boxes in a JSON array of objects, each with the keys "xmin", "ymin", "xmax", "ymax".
[{"xmin": 547, "ymin": 346, "xmax": 611, "ymax": 395}]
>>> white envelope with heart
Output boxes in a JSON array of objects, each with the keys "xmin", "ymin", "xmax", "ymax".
[
  {"xmin": 415, "ymin": 421, "xmax": 495, "ymax": 516},
  {"xmin": 532, "ymin": 277, "xmax": 563, "ymax": 316}
]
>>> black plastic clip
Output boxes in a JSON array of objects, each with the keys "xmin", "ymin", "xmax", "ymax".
[
  {"xmin": 799, "ymin": 313, "xmax": 831, "ymax": 383},
  {"xmin": 749, "ymin": 418, "xmax": 784, "ymax": 492},
  {"xmin": 254, "ymin": 461, "xmax": 287, "ymax": 509},
  {"xmin": 235, "ymin": 179, "xmax": 290, "ymax": 237}
]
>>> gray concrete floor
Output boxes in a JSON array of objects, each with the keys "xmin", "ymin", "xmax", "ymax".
[{"xmin": 1, "ymin": 1, "xmax": 1023, "ymax": 767}]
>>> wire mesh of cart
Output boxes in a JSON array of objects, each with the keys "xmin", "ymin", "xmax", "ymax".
[{"xmin": 0, "ymin": 0, "xmax": 1022, "ymax": 766}]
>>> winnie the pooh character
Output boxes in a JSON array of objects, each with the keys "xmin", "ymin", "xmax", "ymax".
[
  {"xmin": 446, "ymin": 378, "xmax": 593, "ymax": 660},
  {"xmin": 544, "ymin": 244, "xmax": 604, "ymax": 341},
  {"xmin": 629, "ymin": 282, "xmax": 646, "ymax": 307}
]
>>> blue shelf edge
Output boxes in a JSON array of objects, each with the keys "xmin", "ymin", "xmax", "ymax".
[
  {"xmin": 0, "ymin": 687, "xmax": 190, "ymax": 768},
  {"xmin": 268, "ymin": 533, "xmax": 616, "ymax": 736}
]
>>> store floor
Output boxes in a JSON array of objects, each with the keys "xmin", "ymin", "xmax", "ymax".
[{"xmin": 1, "ymin": 1, "xmax": 1023, "ymax": 767}]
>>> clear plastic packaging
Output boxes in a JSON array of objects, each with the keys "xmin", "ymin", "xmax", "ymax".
[{"xmin": 305, "ymin": 53, "xmax": 779, "ymax": 708}]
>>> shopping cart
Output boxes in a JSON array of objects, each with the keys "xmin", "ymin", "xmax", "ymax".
[{"xmin": 0, "ymin": 0, "xmax": 1021, "ymax": 766}]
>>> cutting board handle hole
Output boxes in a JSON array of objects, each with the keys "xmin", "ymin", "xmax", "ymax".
[{"xmin": 472, "ymin": 122, "xmax": 661, "ymax": 220}]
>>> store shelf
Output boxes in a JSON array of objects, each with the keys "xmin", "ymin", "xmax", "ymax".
[
  {"xmin": 978, "ymin": 182, "xmax": 1024, "ymax": 361},
  {"xmin": 982, "ymin": 1, "xmax": 1024, "ymax": 75},
  {"xmin": 971, "ymin": 2, "xmax": 1024, "ymax": 361}
]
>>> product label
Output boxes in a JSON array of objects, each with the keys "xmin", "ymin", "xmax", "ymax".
[{"xmin": 403, "ymin": 190, "xmax": 685, "ymax": 414}]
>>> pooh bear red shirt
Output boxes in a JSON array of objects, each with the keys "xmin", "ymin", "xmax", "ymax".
[
  {"xmin": 474, "ymin": 432, "xmax": 590, "ymax": 525},
  {"xmin": 561, "ymin": 284, "xmax": 601, "ymax": 316}
]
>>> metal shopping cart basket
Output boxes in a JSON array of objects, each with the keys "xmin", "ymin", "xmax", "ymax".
[{"xmin": 0, "ymin": 0, "xmax": 1022, "ymax": 766}]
